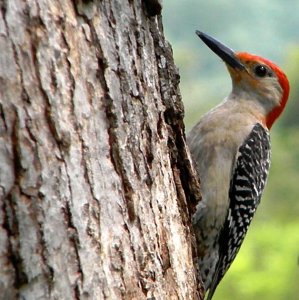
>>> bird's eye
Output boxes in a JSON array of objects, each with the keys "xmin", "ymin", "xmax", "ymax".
[{"xmin": 254, "ymin": 65, "xmax": 268, "ymax": 77}]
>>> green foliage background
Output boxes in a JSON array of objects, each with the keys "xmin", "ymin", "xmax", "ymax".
[{"xmin": 162, "ymin": 1, "xmax": 299, "ymax": 299}]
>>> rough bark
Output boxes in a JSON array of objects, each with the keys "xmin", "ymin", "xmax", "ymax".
[{"xmin": 0, "ymin": 0, "xmax": 202, "ymax": 299}]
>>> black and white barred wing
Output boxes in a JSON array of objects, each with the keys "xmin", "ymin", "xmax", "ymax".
[{"xmin": 207, "ymin": 123, "xmax": 271, "ymax": 300}]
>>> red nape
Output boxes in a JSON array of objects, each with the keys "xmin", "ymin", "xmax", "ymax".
[{"xmin": 237, "ymin": 52, "xmax": 290, "ymax": 129}]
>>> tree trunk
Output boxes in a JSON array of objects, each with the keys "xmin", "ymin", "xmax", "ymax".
[{"xmin": 0, "ymin": 0, "xmax": 202, "ymax": 299}]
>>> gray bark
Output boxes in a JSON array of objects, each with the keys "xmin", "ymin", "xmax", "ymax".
[{"xmin": 0, "ymin": 0, "xmax": 202, "ymax": 299}]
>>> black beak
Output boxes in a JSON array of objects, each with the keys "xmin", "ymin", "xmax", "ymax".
[{"xmin": 196, "ymin": 31, "xmax": 245, "ymax": 70}]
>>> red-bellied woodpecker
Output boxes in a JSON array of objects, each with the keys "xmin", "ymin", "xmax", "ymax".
[{"xmin": 187, "ymin": 31, "xmax": 290, "ymax": 300}]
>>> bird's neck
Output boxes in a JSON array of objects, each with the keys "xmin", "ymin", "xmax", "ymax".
[{"xmin": 226, "ymin": 92, "xmax": 268, "ymax": 128}]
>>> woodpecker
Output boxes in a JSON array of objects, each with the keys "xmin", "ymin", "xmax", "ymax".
[{"xmin": 187, "ymin": 31, "xmax": 290, "ymax": 300}]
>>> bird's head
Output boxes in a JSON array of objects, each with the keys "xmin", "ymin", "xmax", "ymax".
[{"xmin": 196, "ymin": 31, "xmax": 290, "ymax": 129}]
